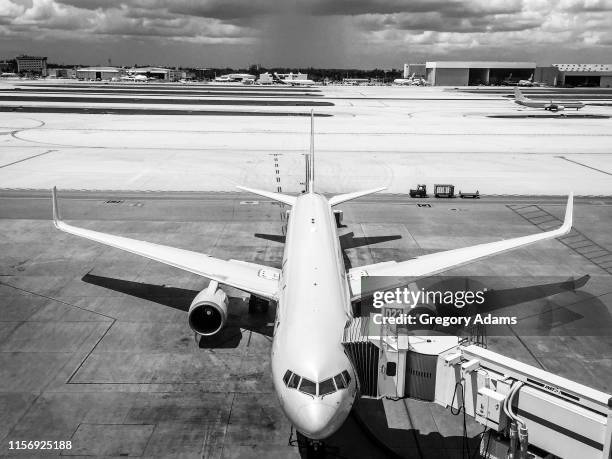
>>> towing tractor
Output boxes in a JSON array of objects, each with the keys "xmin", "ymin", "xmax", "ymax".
[{"xmin": 409, "ymin": 184, "xmax": 428, "ymax": 198}]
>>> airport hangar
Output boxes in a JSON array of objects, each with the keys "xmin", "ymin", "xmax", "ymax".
[
  {"xmin": 76, "ymin": 66, "xmax": 123, "ymax": 80},
  {"xmin": 75, "ymin": 66, "xmax": 184, "ymax": 81},
  {"xmin": 553, "ymin": 63, "xmax": 612, "ymax": 88},
  {"xmin": 405, "ymin": 61, "xmax": 612, "ymax": 87},
  {"xmin": 424, "ymin": 61, "xmax": 537, "ymax": 86}
]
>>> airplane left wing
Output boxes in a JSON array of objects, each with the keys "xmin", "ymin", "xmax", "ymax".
[
  {"xmin": 52, "ymin": 188, "xmax": 280, "ymax": 300},
  {"xmin": 348, "ymin": 194, "xmax": 573, "ymax": 300}
]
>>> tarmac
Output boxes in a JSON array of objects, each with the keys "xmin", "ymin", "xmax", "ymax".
[
  {"xmin": 0, "ymin": 81, "xmax": 611, "ymax": 195},
  {"xmin": 1, "ymin": 190, "xmax": 611, "ymax": 458},
  {"xmin": 0, "ymin": 81, "xmax": 611, "ymax": 458}
]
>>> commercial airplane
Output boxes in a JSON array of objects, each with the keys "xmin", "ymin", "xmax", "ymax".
[
  {"xmin": 51, "ymin": 113, "xmax": 574, "ymax": 441},
  {"xmin": 394, "ymin": 73, "xmax": 426, "ymax": 86},
  {"xmin": 120, "ymin": 75, "xmax": 148, "ymax": 82},
  {"xmin": 214, "ymin": 73, "xmax": 256, "ymax": 83},
  {"xmin": 393, "ymin": 73, "xmax": 414, "ymax": 85},
  {"xmin": 514, "ymin": 87, "xmax": 585, "ymax": 111},
  {"xmin": 518, "ymin": 74, "xmax": 534, "ymax": 87},
  {"xmin": 273, "ymin": 72, "xmax": 316, "ymax": 86}
]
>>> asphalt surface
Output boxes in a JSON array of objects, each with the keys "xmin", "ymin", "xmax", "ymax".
[{"xmin": 1, "ymin": 192, "xmax": 610, "ymax": 458}]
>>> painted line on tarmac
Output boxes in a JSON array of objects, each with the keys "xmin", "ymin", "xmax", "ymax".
[
  {"xmin": 556, "ymin": 155, "xmax": 612, "ymax": 176},
  {"xmin": 0, "ymin": 149, "xmax": 56, "ymax": 169}
]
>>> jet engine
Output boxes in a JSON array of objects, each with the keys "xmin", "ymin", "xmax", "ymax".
[
  {"xmin": 546, "ymin": 104, "xmax": 564, "ymax": 111},
  {"xmin": 188, "ymin": 281, "xmax": 228, "ymax": 336}
]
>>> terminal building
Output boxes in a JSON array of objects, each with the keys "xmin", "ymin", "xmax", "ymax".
[
  {"xmin": 15, "ymin": 55, "xmax": 47, "ymax": 76},
  {"xmin": 425, "ymin": 61, "xmax": 536, "ymax": 86}
]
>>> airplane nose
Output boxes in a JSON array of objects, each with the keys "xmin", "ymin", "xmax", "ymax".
[{"xmin": 295, "ymin": 403, "xmax": 336, "ymax": 439}]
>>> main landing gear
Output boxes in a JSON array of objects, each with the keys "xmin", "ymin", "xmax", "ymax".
[{"xmin": 248, "ymin": 295, "xmax": 269, "ymax": 314}]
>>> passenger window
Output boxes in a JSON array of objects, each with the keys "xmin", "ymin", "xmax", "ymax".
[
  {"xmin": 342, "ymin": 370, "xmax": 351, "ymax": 385},
  {"xmin": 319, "ymin": 378, "xmax": 336, "ymax": 396},
  {"xmin": 288, "ymin": 374, "xmax": 300, "ymax": 389},
  {"xmin": 334, "ymin": 374, "xmax": 347, "ymax": 389},
  {"xmin": 283, "ymin": 370, "xmax": 292, "ymax": 386},
  {"xmin": 299, "ymin": 378, "xmax": 317, "ymax": 396}
]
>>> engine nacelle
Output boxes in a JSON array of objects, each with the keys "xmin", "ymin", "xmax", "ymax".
[
  {"xmin": 188, "ymin": 282, "xmax": 228, "ymax": 336},
  {"xmin": 546, "ymin": 104, "xmax": 564, "ymax": 111}
]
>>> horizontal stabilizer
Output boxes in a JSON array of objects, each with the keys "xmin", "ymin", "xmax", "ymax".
[
  {"xmin": 329, "ymin": 187, "xmax": 386, "ymax": 206},
  {"xmin": 237, "ymin": 186, "xmax": 296, "ymax": 206}
]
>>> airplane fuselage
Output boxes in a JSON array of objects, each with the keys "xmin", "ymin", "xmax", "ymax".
[
  {"xmin": 516, "ymin": 99, "xmax": 585, "ymax": 111},
  {"xmin": 288, "ymin": 80, "xmax": 316, "ymax": 86},
  {"xmin": 271, "ymin": 192, "xmax": 357, "ymax": 439}
]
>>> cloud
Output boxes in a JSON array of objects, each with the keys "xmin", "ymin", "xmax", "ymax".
[{"xmin": 0, "ymin": 0, "xmax": 611, "ymax": 67}]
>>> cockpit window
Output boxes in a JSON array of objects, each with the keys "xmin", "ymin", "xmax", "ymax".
[
  {"xmin": 334, "ymin": 374, "xmax": 347, "ymax": 389},
  {"xmin": 287, "ymin": 373, "xmax": 300, "ymax": 389},
  {"xmin": 299, "ymin": 377, "xmax": 317, "ymax": 396},
  {"xmin": 283, "ymin": 369, "xmax": 351, "ymax": 396},
  {"xmin": 319, "ymin": 378, "xmax": 336, "ymax": 396}
]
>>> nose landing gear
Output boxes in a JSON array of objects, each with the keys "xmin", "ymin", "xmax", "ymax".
[{"xmin": 288, "ymin": 426, "xmax": 330, "ymax": 458}]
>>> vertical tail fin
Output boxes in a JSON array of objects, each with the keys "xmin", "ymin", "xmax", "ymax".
[
  {"xmin": 514, "ymin": 86, "xmax": 526, "ymax": 101},
  {"xmin": 305, "ymin": 110, "xmax": 315, "ymax": 193}
]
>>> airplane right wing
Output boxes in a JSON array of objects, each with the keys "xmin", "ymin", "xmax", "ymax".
[
  {"xmin": 52, "ymin": 188, "xmax": 280, "ymax": 300},
  {"xmin": 348, "ymin": 194, "xmax": 573, "ymax": 300}
]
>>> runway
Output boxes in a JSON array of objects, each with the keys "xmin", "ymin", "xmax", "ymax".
[{"xmin": 0, "ymin": 81, "xmax": 611, "ymax": 196}]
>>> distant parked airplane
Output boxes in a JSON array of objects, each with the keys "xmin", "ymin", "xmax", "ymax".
[
  {"xmin": 273, "ymin": 72, "xmax": 316, "ymax": 86},
  {"xmin": 518, "ymin": 74, "xmax": 534, "ymax": 87},
  {"xmin": 214, "ymin": 73, "xmax": 256, "ymax": 83},
  {"xmin": 514, "ymin": 87, "xmax": 585, "ymax": 111},
  {"xmin": 393, "ymin": 73, "xmax": 426, "ymax": 86}
]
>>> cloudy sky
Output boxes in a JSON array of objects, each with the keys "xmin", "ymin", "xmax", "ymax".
[{"xmin": 1, "ymin": 0, "xmax": 611, "ymax": 68}]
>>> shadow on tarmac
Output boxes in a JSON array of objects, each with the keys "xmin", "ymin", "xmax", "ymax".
[
  {"xmin": 293, "ymin": 398, "xmax": 484, "ymax": 459},
  {"xmin": 81, "ymin": 273, "xmax": 275, "ymax": 347}
]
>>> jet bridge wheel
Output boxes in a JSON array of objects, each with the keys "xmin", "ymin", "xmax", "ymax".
[{"xmin": 248, "ymin": 295, "xmax": 269, "ymax": 314}]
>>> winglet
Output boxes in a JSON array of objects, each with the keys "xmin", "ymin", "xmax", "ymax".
[
  {"xmin": 560, "ymin": 192, "xmax": 573, "ymax": 235},
  {"xmin": 51, "ymin": 186, "xmax": 61, "ymax": 228}
]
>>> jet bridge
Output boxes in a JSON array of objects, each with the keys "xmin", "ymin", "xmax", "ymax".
[{"xmin": 342, "ymin": 314, "xmax": 612, "ymax": 459}]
